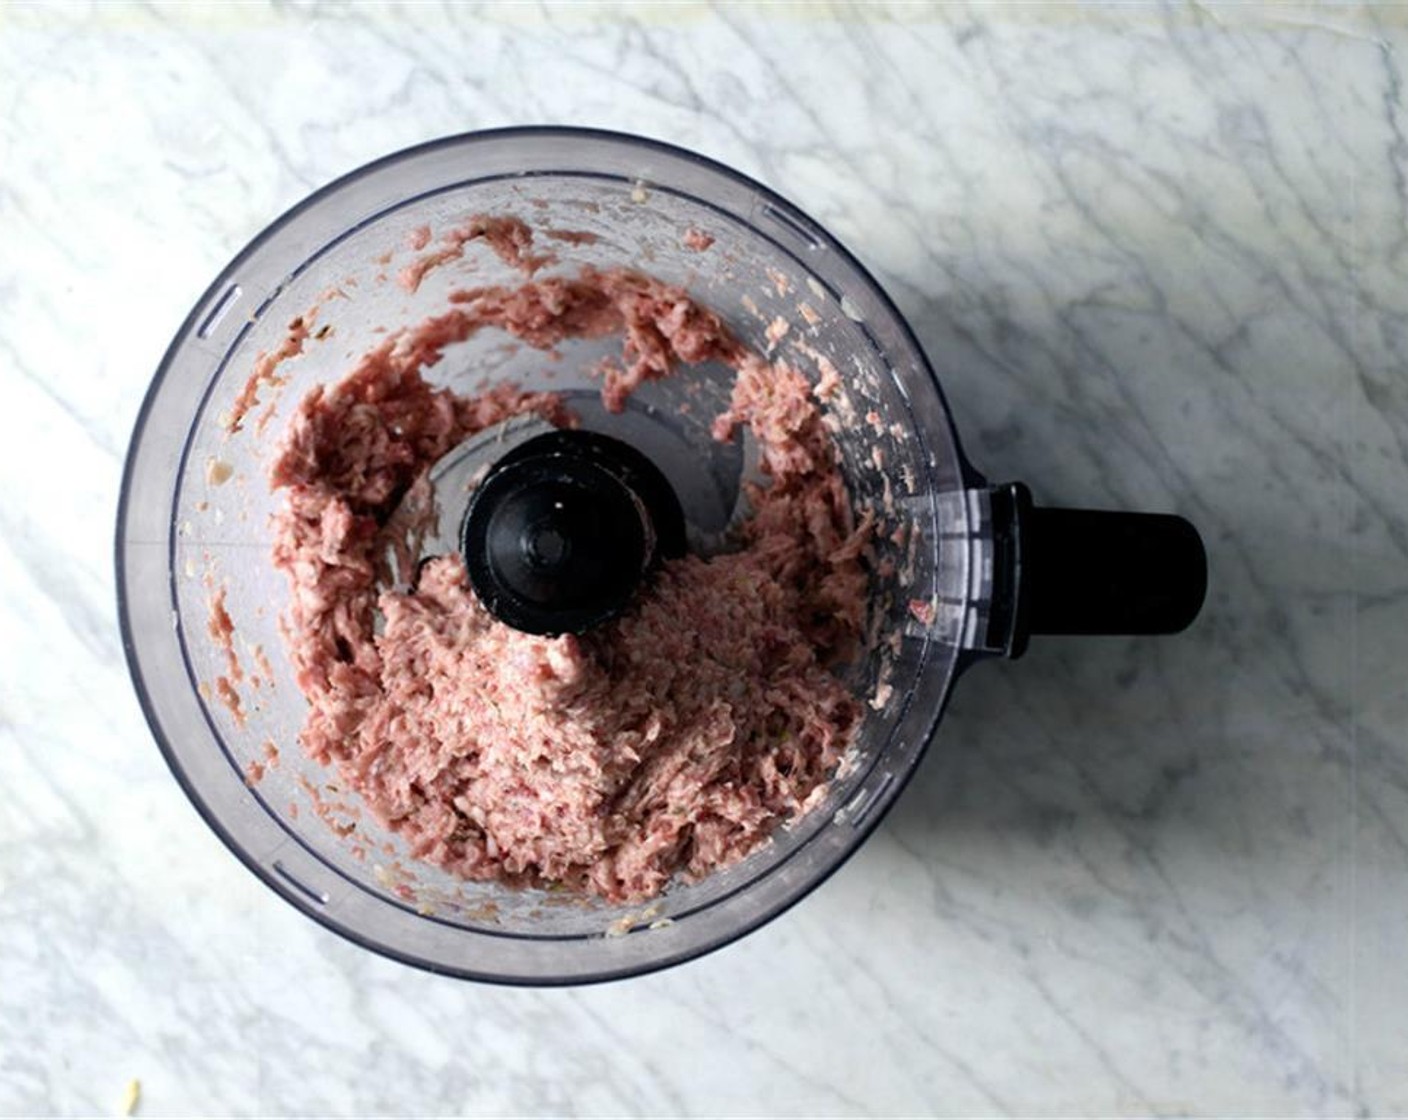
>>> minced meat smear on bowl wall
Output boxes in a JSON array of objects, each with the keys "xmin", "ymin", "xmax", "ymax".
[{"xmin": 269, "ymin": 261, "xmax": 871, "ymax": 903}]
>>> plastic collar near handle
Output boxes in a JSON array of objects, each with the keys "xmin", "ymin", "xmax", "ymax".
[{"xmin": 984, "ymin": 482, "xmax": 1208, "ymax": 658}]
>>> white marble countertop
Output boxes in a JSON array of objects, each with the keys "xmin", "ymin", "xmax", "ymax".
[{"xmin": 4, "ymin": 2, "xmax": 1407, "ymax": 1116}]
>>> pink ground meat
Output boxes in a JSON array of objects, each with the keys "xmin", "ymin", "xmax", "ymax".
[{"xmin": 271, "ymin": 265, "xmax": 868, "ymax": 902}]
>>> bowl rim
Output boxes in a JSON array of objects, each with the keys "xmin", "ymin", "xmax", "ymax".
[{"xmin": 115, "ymin": 125, "xmax": 965, "ymax": 985}]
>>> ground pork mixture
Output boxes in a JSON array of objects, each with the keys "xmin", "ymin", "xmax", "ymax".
[{"xmin": 270, "ymin": 257, "xmax": 869, "ymax": 902}]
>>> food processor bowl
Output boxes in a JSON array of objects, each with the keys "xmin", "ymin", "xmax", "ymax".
[{"xmin": 118, "ymin": 128, "xmax": 1204, "ymax": 983}]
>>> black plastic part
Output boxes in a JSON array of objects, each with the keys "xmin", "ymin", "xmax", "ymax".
[
  {"xmin": 987, "ymin": 482, "xmax": 1207, "ymax": 658},
  {"xmin": 461, "ymin": 430, "xmax": 686, "ymax": 636},
  {"xmin": 985, "ymin": 484, "xmax": 1028, "ymax": 658}
]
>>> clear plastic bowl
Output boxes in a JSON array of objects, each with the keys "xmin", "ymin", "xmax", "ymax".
[{"xmin": 117, "ymin": 128, "xmax": 975, "ymax": 983}]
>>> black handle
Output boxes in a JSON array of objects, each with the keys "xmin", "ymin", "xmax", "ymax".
[{"xmin": 987, "ymin": 483, "xmax": 1207, "ymax": 658}]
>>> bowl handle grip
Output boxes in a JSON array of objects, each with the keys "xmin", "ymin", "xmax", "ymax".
[{"xmin": 983, "ymin": 482, "xmax": 1207, "ymax": 658}]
